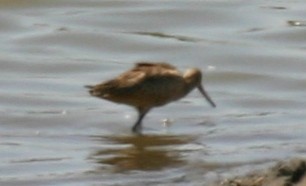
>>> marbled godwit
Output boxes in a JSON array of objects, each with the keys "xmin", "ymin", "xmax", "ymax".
[{"xmin": 86, "ymin": 62, "xmax": 216, "ymax": 133}]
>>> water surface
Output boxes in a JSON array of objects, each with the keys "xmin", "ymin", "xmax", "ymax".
[{"xmin": 1, "ymin": 0, "xmax": 306, "ymax": 185}]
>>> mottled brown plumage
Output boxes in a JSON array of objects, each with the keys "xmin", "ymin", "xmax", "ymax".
[{"xmin": 86, "ymin": 62, "xmax": 216, "ymax": 133}]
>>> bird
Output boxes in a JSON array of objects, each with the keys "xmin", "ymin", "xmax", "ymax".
[{"xmin": 86, "ymin": 62, "xmax": 216, "ymax": 133}]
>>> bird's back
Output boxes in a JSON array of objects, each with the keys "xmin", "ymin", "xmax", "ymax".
[{"xmin": 87, "ymin": 62, "xmax": 186, "ymax": 108}]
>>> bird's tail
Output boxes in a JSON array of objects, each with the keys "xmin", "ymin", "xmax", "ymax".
[
  {"xmin": 85, "ymin": 85, "xmax": 94, "ymax": 89},
  {"xmin": 84, "ymin": 85, "xmax": 95, "ymax": 95}
]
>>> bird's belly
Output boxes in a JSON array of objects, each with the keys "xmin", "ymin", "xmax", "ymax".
[
  {"xmin": 103, "ymin": 90, "xmax": 180, "ymax": 108},
  {"xmin": 135, "ymin": 88, "xmax": 184, "ymax": 107},
  {"xmin": 101, "ymin": 79, "xmax": 186, "ymax": 108}
]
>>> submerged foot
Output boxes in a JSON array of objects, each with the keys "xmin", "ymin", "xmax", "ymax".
[{"xmin": 132, "ymin": 123, "xmax": 142, "ymax": 134}]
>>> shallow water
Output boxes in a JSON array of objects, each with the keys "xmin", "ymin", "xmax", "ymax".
[{"xmin": 1, "ymin": 0, "xmax": 306, "ymax": 185}]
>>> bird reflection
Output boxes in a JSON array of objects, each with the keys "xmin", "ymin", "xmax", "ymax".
[{"xmin": 89, "ymin": 134, "xmax": 196, "ymax": 172}]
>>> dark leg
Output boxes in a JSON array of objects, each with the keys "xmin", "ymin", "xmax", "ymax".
[{"xmin": 132, "ymin": 108, "xmax": 149, "ymax": 133}]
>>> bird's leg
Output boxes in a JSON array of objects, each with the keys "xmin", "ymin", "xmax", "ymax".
[{"xmin": 132, "ymin": 108, "xmax": 150, "ymax": 133}]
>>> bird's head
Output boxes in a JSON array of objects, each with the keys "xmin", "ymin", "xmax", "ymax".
[{"xmin": 184, "ymin": 68, "xmax": 216, "ymax": 108}]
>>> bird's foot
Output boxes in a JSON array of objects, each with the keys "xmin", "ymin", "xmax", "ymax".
[{"xmin": 132, "ymin": 124, "xmax": 142, "ymax": 134}]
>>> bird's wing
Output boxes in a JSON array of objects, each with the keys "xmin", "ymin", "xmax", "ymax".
[
  {"xmin": 87, "ymin": 68, "xmax": 148, "ymax": 98},
  {"xmin": 106, "ymin": 63, "xmax": 181, "ymax": 91},
  {"xmin": 115, "ymin": 69, "xmax": 147, "ymax": 88},
  {"xmin": 87, "ymin": 62, "xmax": 182, "ymax": 98}
]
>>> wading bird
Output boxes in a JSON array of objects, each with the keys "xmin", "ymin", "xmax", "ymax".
[{"xmin": 86, "ymin": 62, "xmax": 216, "ymax": 133}]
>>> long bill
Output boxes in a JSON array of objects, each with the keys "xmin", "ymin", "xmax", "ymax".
[{"xmin": 198, "ymin": 85, "xmax": 216, "ymax": 108}]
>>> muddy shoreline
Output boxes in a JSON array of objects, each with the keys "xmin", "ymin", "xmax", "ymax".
[{"xmin": 217, "ymin": 159, "xmax": 306, "ymax": 186}]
